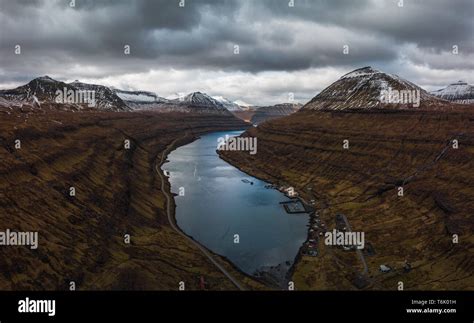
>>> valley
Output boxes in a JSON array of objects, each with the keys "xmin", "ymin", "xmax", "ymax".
[
  {"xmin": 0, "ymin": 68, "xmax": 473, "ymax": 291},
  {"xmin": 0, "ymin": 108, "xmax": 267, "ymax": 290},
  {"xmin": 1, "ymin": 0, "xmax": 473, "ymax": 320}
]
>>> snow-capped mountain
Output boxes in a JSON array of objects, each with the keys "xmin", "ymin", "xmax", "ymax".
[
  {"xmin": 212, "ymin": 96, "xmax": 243, "ymax": 111},
  {"xmin": 123, "ymin": 91, "xmax": 234, "ymax": 114},
  {"xmin": 179, "ymin": 92, "xmax": 224, "ymax": 108},
  {"xmin": 302, "ymin": 66, "xmax": 443, "ymax": 111},
  {"xmin": 113, "ymin": 89, "xmax": 168, "ymax": 110},
  {"xmin": 431, "ymin": 81, "xmax": 474, "ymax": 104},
  {"xmin": 0, "ymin": 76, "xmax": 252, "ymax": 115},
  {"xmin": 69, "ymin": 81, "xmax": 130, "ymax": 111},
  {"xmin": 251, "ymin": 103, "xmax": 302, "ymax": 124},
  {"xmin": 0, "ymin": 76, "xmax": 75, "ymax": 103},
  {"xmin": 170, "ymin": 92, "xmax": 230, "ymax": 114},
  {"xmin": 0, "ymin": 76, "xmax": 130, "ymax": 112},
  {"xmin": 114, "ymin": 89, "xmax": 167, "ymax": 103},
  {"xmin": 233, "ymin": 100, "xmax": 254, "ymax": 111},
  {"xmin": 159, "ymin": 92, "xmax": 232, "ymax": 114}
]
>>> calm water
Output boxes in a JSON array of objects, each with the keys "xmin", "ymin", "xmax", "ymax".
[{"xmin": 162, "ymin": 131, "xmax": 309, "ymax": 279}]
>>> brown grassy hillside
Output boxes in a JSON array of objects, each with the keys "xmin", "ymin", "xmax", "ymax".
[
  {"xmin": 220, "ymin": 108, "xmax": 474, "ymax": 290},
  {"xmin": 0, "ymin": 109, "xmax": 265, "ymax": 290}
]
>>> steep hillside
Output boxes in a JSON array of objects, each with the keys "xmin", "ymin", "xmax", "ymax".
[
  {"xmin": 251, "ymin": 103, "xmax": 302, "ymax": 124},
  {"xmin": 220, "ymin": 108, "xmax": 474, "ymax": 290},
  {"xmin": 0, "ymin": 109, "xmax": 258, "ymax": 290}
]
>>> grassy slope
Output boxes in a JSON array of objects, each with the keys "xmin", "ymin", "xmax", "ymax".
[
  {"xmin": 0, "ymin": 110, "xmax": 265, "ymax": 290},
  {"xmin": 220, "ymin": 109, "xmax": 474, "ymax": 290}
]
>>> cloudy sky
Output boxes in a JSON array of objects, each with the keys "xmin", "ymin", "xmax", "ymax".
[{"xmin": 0, "ymin": 0, "xmax": 472, "ymax": 105}]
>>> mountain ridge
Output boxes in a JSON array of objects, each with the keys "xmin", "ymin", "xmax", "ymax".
[
  {"xmin": 0, "ymin": 76, "xmax": 130, "ymax": 112},
  {"xmin": 431, "ymin": 81, "xmax": 474, "ymax": 104},
  {"xmin": 302, "ymin": 66, "xmax": 447, "ymax": 111}
]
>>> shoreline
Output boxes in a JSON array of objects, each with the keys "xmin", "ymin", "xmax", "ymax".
[
  {"xmin": 217, "ymin": 151, "xmax": 315, "ymax": 288},
  {"xmin": 155, "ymin": 129, "xmax": 271, "ymax": 290}
]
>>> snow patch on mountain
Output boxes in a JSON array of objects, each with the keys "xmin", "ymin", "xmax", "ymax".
[
  {"xmin": 233, "ymin": 100, "xmax": 254, "ymax": 110},
  {"xmin": 212, "ymin": 96, "xmax": 243, "ymax": 111},
  {"xmin": 114, "ymin": 89, "xmax": 167, "ymax": 103},
  {"xmin": 431, "ymin": 81, "xmax": 474, "ymax": 104}
]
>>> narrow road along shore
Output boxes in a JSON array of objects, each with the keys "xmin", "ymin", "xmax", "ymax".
[
  {"xmin": 155, "ymin": 135, "xmax": 246, "ymax": 291},
  {"xmin": 341, "ymin": 214, "xmax": 369, "ymax": 276}
]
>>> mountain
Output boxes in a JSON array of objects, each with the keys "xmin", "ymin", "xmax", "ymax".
[
  {"xmin": 212, "ymin": 96, "xmax": 243, "ymax": 111},
  {"xmin": 114, "ymin": 89, "xmax": 168, "ymax": 110},
  {"xmin": 118, "ymin": 91, "xmax": 238, "ymax": 115},
  {"xmin": 69, "ymin": 81, "xmax": 130, "ymax": 111},
  {"xmin": 152, "ymin": 91, "xmax": 233, "ymax": 115},
  {"xmin": 114, "ymin": 89, "xmax": 165, "ymax": 103},
  {"xmin": 302, "ymin": 66, "xmax": 443, "ymax": 111},
  {"xmin": 0, "ymin": 77, "xmax": 252, "ymax": 116},
  {"xmin": 114, "ymin": 90, "xmax": 237, "ymax": 115},
  {"xmin": 0, "ymin": 76, "xmax": 76, "ymax": 106},
  {"xmin": 431, "ymin": 81, "xmax": 474, "ymax": 104},
  {"xmin": 251, "ymin": 103, "xmax": 302, "ymax": 124},
  {"xmin": 0, "ymin": 76, "xmax": 130, "ymax": 112},
  {"xmin": 229, "ymin": 99, "xmax": 257, "ymax": 122},
  {"xmin": 180, "ymin": 92, "xmax": 224, "ymax": 108},
  {"xmin": 234, "ymin": 100, "xmax": 255, "ymax": 111}
]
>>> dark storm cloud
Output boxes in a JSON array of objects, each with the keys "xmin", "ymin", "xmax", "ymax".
[
  {"xmin": 255, "ymin": 0, "xmax": 473, "ymax": 50},
  {"xmin": 0, "ymin": 0, "xmax": 472, "ymax": 88}
]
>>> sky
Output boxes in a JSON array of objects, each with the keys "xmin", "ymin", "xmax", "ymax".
[{"xmin": 0, "ymin": 0, "xmax": 473, "ymax": 105}]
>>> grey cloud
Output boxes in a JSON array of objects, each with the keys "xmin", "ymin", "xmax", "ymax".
[{"xmin": 0, "ymin": 0, "xmax": 472, "ymax": 94}]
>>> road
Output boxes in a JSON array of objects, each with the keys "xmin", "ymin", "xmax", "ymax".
[
  {"xmin": 340, "ymin": 214, "xmax": 369, "ymax": 276},
  {"xmin": 155, "ymin": 135, "xmax": 246, "ymax": 291}
]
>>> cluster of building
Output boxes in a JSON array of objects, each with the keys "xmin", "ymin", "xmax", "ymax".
[{"xmin": 302, "ymin": 211, "xmax": 326, "ymax": 257}]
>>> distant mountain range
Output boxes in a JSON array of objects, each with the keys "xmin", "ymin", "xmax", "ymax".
[
  {"xmin": 114, "ymin": 89, "xmax": 253, "ymax": 113},
  {"xmin": 2, "ymin": 69, "xmax": 470, "ymax": 115},
  {"xmin": 251, "ymin": 103, "xmax": 302, "ymax": 124},
  {"xmin": 431, "ymin": 81, "xmax": 474, "ymax": 104},
  {"xmin": 152, "ymin": 92, "xmax": 232, "ymax": 115},
  {"xmin": 0, "ymin": 76, "xmax": 254, "ymax": 115}
]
